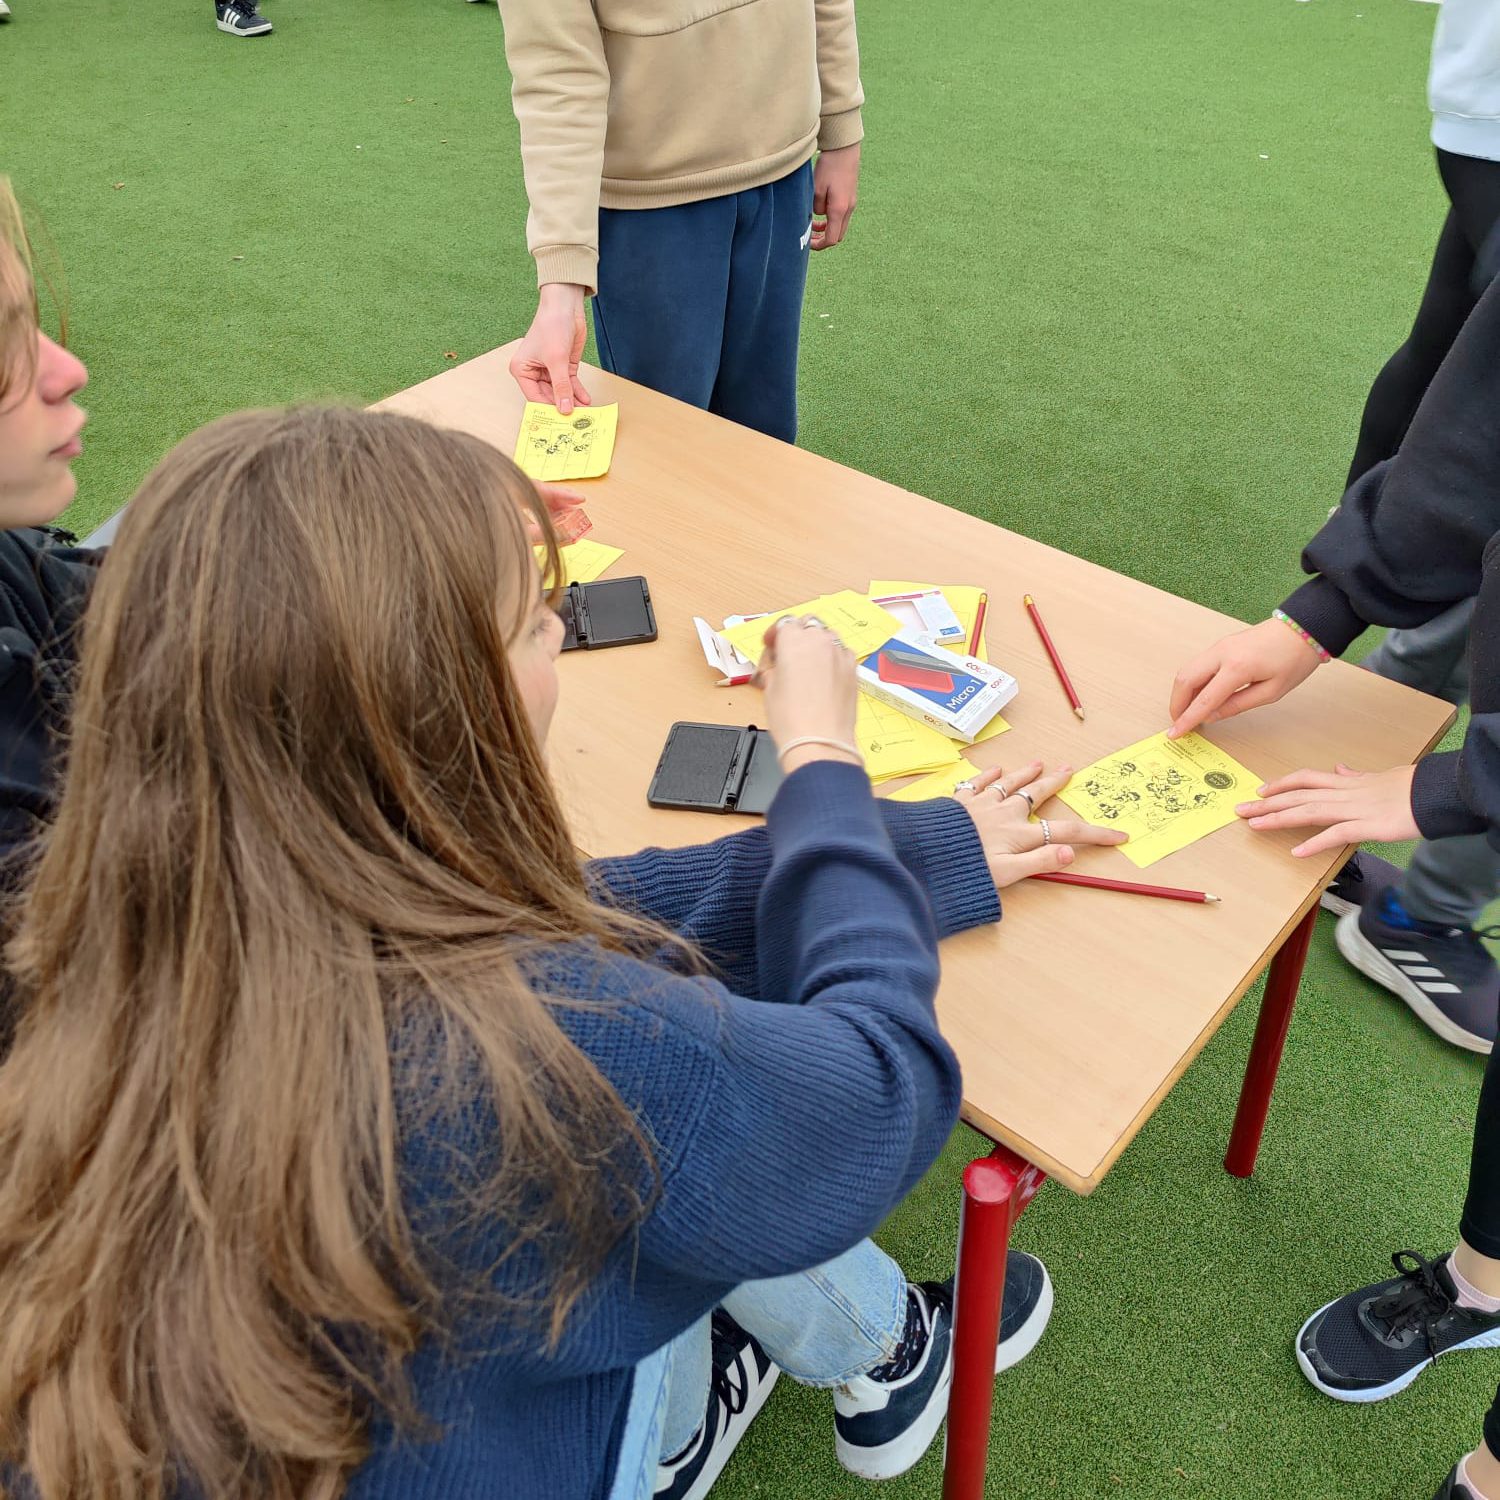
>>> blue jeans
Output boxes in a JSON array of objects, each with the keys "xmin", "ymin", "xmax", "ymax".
[
  {"xmin": 593, "ymin": 163, "xmax": 814, "ymax": 444},
  {"xmin": 609, "ymin": 1343, "xmax": 672, "ymax": 1500},
  {"xmin": 657, "ymin": 1237, "xmax": 908, "ymax": 1460}
]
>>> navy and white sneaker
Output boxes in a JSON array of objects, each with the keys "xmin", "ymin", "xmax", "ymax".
[
  {"xmin": 834, "ymin": 1251, "xmax": 1053, "ymax": 1480},
  {"xmin": 1433, "ymin": 1464, "xmax": 1476, "ymax": 1500},
  {"xmin": 215, "ymin": 1, "xmax": 272, "ymax": 35},
  {"xmin": 1319, "ymin": 850, "xmax": 1404, "ymax": 917},
  {"xmin": 1296, "ymin": 1251, "xmax": 1500, "ymax": 1403},
  {"xmin": 654, "ymin": 1311, "xmax": 778, "ymax": 1500},
  {"xmin": 1335, "ymin": 887, "xmax": 1499, "ymax": 1053}
]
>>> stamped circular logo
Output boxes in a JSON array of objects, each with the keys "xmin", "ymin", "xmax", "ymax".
[
  {"xmin": 573, "ymin": 416, "xmax": 593, "ymax": 430},
  {"xmin": 1204, "ymin": 771, "xmax": 1234, "ymax": 790}
]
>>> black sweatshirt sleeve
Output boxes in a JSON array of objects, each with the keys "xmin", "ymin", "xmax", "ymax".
[{"xmin": 1280, "ymin": 272, "xmax": 1500, "ymax": 658}]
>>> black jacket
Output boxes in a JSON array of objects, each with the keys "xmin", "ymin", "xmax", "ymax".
[
  {"xmin": 1281, "ymin": 270, "xmax": 1500, "ymax": 851},
  {"xmin": 0, "ymin": 527, "xmax": 100, "ymax": 877}
]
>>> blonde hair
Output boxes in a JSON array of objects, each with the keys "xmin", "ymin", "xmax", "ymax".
[
  {"xmin": 0, "ymin": 407, "xmax": 676, "ymax": 1499},
  {"xmin": 0, "ymin": 177, "xmax": 64, "ymax": 409}
]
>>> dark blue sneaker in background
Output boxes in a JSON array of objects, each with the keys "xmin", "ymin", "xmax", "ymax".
[{"xmin": 1335, "ymin": 886, "xmax": 1498, "ymax": 1054}]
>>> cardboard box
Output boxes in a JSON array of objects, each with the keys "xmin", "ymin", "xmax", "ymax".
[{"xmin": 857, "ymin": 630, "xmax": 1017, "ymax": 742}]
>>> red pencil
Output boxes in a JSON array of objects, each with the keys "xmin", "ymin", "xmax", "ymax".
[
  {"xmin": 968, "ymin": 592, "xmax": 988, "ymax": 658},
  {"xmin": 1023, "ymin": 592, "xmax": 1085, "ymax": 720},
  {"xmin": 1033, "ymin": 871, "xmax": 1219, "ymax": 904},
  {"xmin": 716, "ymin": 673, "xmax": 753, "ymax": 687}
]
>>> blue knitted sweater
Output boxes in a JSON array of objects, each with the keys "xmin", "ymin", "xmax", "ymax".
[{"xmin": 348, "ymin": 762, "xmax": 999, "ymax": 1500}]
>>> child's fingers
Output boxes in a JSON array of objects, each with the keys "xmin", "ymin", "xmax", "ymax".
[
  {"xmin": 1291, "ymin": 822, "xmax": 1363, "ymax": 858},
  {"xmin": 1201, "ymin": 676, "xmax": 1284, "ymax": 726},
  {"xmin": 1167, "ymin": 668, "xmax": 1242, "ymax": 741},
  {"xmin": 1247, "ymin": 767, "xmax": 1344, "ymax": 802},
  {"xmin": 1244, "ymin": 795, "xmax": 1345, "ymax": 831}
]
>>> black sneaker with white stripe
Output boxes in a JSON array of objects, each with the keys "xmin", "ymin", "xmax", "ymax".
[
  {"xmin": 1319, "ymin": 850, "xmax": 1403, "ymax": 917},
  {"xmin": 215, "ymin": 1, "xmax": 272, "ymax": 35},
  {"xmin": 1296, "ymin": 1251, "xmax": 1500, "ymax": 1403},
  {"xmin": 833, "ymin": 1251, "xmax": 1053, "ymax": 1480},
  {"xmin": 654, "ymin": 1310, "xmax": 778, "ymax": 1500},
  {"xmin": 1335, "ymin": 887, "xmax": 1499, "ymax": 1054}
]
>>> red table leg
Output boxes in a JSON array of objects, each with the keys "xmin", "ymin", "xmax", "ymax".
[
  {"xmin": 1224, "ymin": 903, "xmax": 1318, "ymax": 1178},
  {"xmin": 942, "ymin": 1145, "xmax": 1046, "ymax": 1500}
]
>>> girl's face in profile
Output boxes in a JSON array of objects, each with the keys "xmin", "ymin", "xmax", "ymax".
[
  {"xmin": 0, "ymin": 328, "xmax": 88, "ymax": 529},
  {"xmin": 509, "ymin": 574, "xmax": 566, "ymax": 742}
]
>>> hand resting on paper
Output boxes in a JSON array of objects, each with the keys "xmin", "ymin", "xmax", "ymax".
[
  {"xmin": 1235, "ymin": 762, "xmax": 1419, "ymax": 858},
  {"xmin": 953, "ymin": 762, "xmax": 1129, "ymax": 890},
  {"xmin": 527, "ymin": 481, "xmax": 589, "ymax": 544}
]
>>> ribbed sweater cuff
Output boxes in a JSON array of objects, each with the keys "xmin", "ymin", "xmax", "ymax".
[
  {"xmin": 818, "ymin": 107, "xmax": 864, "ymax": 152},
  {"xmin": 879, "ymin": 799, "xmax": 1001, "ymax": 937},
  {"xmin": 533, "ymin": 245, "xmax": 599, "ymax": 296},
  {"xmin": 1412, "ymin": 751, "xmax": 1489, "ymax": 842},
  {"xmin": 1279, "ymin": 576, "xmax": 1367, "ymax": 660}
]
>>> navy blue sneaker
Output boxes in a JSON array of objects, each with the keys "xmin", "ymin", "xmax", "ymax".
[
  {"xmin": 654, "ymin": 1311, "xmax": 778, "ymax": 1500},
  {"xmin": 1433, "ymin": 1464, "xmax": 1476, "ymax": 1500},
  {"xmin": 1319, "ymin": 850, "xmax": 1404, "ymax": 917},
  {"xmin": 1296, "ymin": 1251, "xmax": 1500, "ymax": 1403},
  {"xmin": 215, "ymin": 1, "xmax": 271, "ymax": 34},
  {"xmin": 833, "ymin": 1252, "xmax": 1053, "ymax": 1480},
  {"xmin": 1335, "ymin": 887, "xmax": 1499, "ymax": 1054}
]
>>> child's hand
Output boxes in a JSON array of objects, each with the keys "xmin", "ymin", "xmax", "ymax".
[
  {"xmin": 811, "ymin": 143, "xmax": 861, "ymax": 250},
  {"xmin": 954, "ymin": 762, "xmax": 1129, "ymax": 889},
  {"xmin": 755, "ymin": 616, "xmax": 860, "ymax": 771},
  {"xmin": 1236, "ymin": 762, "xmax": 1419, "ymax": 857},
  {"xmin": 510, "ymin": 284, "xmax": 593, "ymax": 416},
  {"xmin": 1168, "ymin": 618, "xmax": 1322, "ymax": 740}
]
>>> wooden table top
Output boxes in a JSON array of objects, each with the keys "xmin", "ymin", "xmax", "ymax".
[{"xmin": 376, "ymin": 348, "xmax": 1454, "ymax": 1194}]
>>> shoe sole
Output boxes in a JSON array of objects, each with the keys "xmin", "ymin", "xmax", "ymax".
[
  {"xmin": 216, "ymin": 18, "xmax": 273, "ymax": 32},
  {"xmin": 1295, "ymin": 1301, "xmax": 1500, "ymax": 1403},
  {"xmin": 1319, "ymin": 889, "xmax": 1358, "ymax": 918},
  {"xmin": 676, "ymin": 1364, "xmax": 780, "ymax": 1500},
  {"xmin": 836, "ymin": 1264, "xmax": 1055, "ymax": 1482},
  {"xmin": 995, "ymin": 1262, "xmax": 1054, "ymax": 1374},
  {"xmin": 1334, "ymin": 910, "xmax": 1493, "ymax": 1055}
]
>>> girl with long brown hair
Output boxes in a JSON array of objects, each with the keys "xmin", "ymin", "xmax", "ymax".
[{"xmin": 0, "ymin": 403, "xmax": 1119, "ymax": 1500}]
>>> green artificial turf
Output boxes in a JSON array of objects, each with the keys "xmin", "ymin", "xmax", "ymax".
[{"xmin": 3, "ymin": 0, "xmax": 1491, "ymax": 1494}]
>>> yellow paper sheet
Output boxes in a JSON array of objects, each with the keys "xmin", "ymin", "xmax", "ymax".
[
  {"xmin": 868, "ymin": 580, "xmax": 989, "ymax": 663},
  {"xmin": 1057, "ymin": 731, "xmax": 1262, "ymax": 868},
  {"xmin": 884, "ymin": 759, "xmax": 983, "ymax": 803},
  {"xmin": 857, "ymin": 694, "xmax": 967, "ymax": 783},
  {"xmin": 536, "ymin": 538, "xmax": 624, "ymax": 586},
  {"xmin": 514, "ymin": 402, "xmax": 619, "ymax": 482},
  {"xmin": 719, "ymin": 590, "xmax": 905, "ymax": 667}
]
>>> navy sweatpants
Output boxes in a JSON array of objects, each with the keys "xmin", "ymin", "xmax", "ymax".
[{"xmin": 592, "ymin": 162, "xmax": 814, "ymax": 444}]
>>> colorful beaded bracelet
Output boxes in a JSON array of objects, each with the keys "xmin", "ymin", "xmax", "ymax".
[{"xmin": 1272, "ymin": 608, "xmax": 1331, "ymax": 663}]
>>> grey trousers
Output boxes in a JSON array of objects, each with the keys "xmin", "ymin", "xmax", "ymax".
[{"xmin": 1363, "ymin": 599, "xmax": 1499, "ymax": 927}]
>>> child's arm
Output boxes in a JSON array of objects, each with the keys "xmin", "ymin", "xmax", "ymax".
[
  {"xmin": 1241, "ymin": 535, "xmax": 1500, "ymax": 856},
  {"xmin": 586, "ymin": 785, "xmax": 999, "ymax": 997},
  {"xmin": 1170, "ymin": 270, "xmax": 1500, "ymax": 740}
]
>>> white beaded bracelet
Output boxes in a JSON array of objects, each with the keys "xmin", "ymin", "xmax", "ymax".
[{"xmin": 776, "ymin": 736, "xmax": 863, "ymax": 764}]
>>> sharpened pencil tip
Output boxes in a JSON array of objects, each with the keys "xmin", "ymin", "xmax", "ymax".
[
  {"xmin": 1073, "ymin": 706, "xmax": 1086, "ymax": 720},
  {"xmin": 1204, "ymin": 893, "xmax": 1222, "ymax": 903}
]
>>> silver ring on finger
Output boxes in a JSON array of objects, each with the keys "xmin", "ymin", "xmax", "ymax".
[
  {"xmin": 1039, "ymin": 818, "xmax": 1052, "ymax": 845},
  {"xmin": 801, "ymin": 615, "xmax": 825, "ymax": 629},
  {"xmin": 1016, "ymin": 789, "xmax": 1035, "ymax": 813},
  {"xmin": 953, "ymin": 780, "xmax": 976, "ymax": 795}
]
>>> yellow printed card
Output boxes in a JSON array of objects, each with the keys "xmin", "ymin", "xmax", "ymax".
[
  {"xmin": 719, "ymin": 591, "xmax": 905, "ymax": 667},
  {"xmin": 1058, "ymin": 731, "xmax": 1262, "ymax": 868},
  {"xmin": 536, "ymin": 538, "xmax": 624, "ymax": 587},
  {"xmin": 514, "ymin": 402, "xmax": 619, "ymax": 482},
  {"xmin": 856, "ymin": 694, "xmax": 967, "ymax": 783},
  {"xmin": 884, "ymin": 759, "xmax": 983, "ymax": 803}
]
